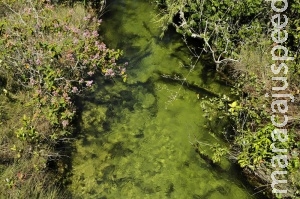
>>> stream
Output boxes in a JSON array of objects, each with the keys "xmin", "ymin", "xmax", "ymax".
[{"xmin": 68, "ymin": 1, "xmax": 260, "ymax": 198}]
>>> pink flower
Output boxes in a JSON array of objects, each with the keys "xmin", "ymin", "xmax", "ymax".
[
  {"xmin": 54, "ymin": 23, "xmax": 59, "ymax": 28},
  {"xmin": 64, "ymin": 25, "xmax": 70, "ymax": 31},
  {"xmin": 63, "ymin": 92, "xmax": 68, "ymax": 98},
  {"xmin": 62, "ymin": 120, "xmax": 69, "ymax": 128},
  {"xmin": 45, "ymin": 4, "xmax": 54, "ymax": 10},
  {"xmin": 85, "ymin": 80, "xmax": 93, "ymax": 87},
  {"xmin": 105, "ymin": 69, "xmax": 115, "ymax": 77},
  {"xmin": 93, "ymin": 53, "xmax": 100, "ymax": 60},
  {"xmin": 92, "ymin": 31, "xmax": 99, "ymax": 37},
  {"xmin": 24, "ymin": 8, "xmax": 32, "ymax": 15},
  {"xmin": 71, "ymin": 27, "xmax": 80, "ymax": 34},
  {"xmin": 97, "ymin": 42, "xmax": 106, "ymax": 50},
  {"xmin": 87, "ymin": 71, "xmax": 94, "ymax": 76},
  {"xmin": 83, "ymin": 30, "xmax": 90, "ymax": 38},
  {"xmin": 83, "ymin": 14, "xmax": 91, "ymax": 21},
  {"xmin": 72, "ymin": 87, "xmax": 78, "ymax": 93},
  {"xmin": 83, "ymin": 60, "xmax": 88, "ymax": 65},
  {"xmin": 29, "ymin": 77, "xmax": 35, "ymax": 86},
  {"xmin": 52, "ymin": 91, "xmax": 58, "ymax": 96},
  {"xmin": 35, "ymin": 58, "xmax": 41, "ymax": 65}
]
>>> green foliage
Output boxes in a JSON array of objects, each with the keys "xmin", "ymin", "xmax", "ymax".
[
  {"xmin": 200, "ymin": 63, "xmax": 300, "ymax": 197},
  {"xmin": 0, "ymin": 0, "xmax": 126, "ymax": 139},
  {"xmin": 154, "ymin": 0, "xmax": 267, "ymax": 64},
  {"xmin": 211, "ymin": 144, "xmax": 228, "ymax": 163},
  {"xmin": 0, "ymin": 157, "xmax": 68, "ymax": 199},
  {"xmin": 154, "ymin": 0, "xmax": 300, "ymax": 68},
  {"xmin": 15, "ymin": 115, "xmax": 39, "ymax": 143},
  {"xmin": 0, "ymin": 0, "xmax": 125, "ymax": 198},
  {"xmin": 192, "ymin": 140, "xmax": 228, "ymax": 165},
  {"xmin": 237, "ymin": 124, "xmax": 274, "ymax": 168}
]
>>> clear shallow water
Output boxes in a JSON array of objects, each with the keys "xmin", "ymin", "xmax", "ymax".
[{"xmin": 68, "ymin": 1, "xmax": 259, "ymax": 198}]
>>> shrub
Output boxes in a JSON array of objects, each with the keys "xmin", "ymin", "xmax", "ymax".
[
  {"xmin": 0, "ymin": 0, "xmax": 126, "ymax": 197},
  {"xmin": 0, "ymin": 0, "xmax": 126, "ymax": 138}
]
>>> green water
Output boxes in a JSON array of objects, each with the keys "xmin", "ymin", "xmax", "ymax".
[{"xmin": 68, "ymin": 1, "xmax": 258, "ymax": 198}]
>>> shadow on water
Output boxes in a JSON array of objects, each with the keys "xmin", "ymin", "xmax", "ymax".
[
  {"xmin": 76, "ymin": 75, "xmax": 158, "ymax": 141},
  {"xmin": 68, "ymin": 0, "xmax": 266, "ymax": 198}
]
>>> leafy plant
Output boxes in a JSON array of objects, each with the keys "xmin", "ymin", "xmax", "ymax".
[
  {"xmin": 15, "ymin": 115, "xmax": 39, "ymax": 143},
  {"xmin": 154, "ymin": 0, "xmax": 300, "ymax": 69},
  {"xmin": 0, "ymin": 1, "xmax": 126, "ymax": 198},
  {"xmin": 211, "ymin": 144, "xmax": 228, "ymax": 163}
]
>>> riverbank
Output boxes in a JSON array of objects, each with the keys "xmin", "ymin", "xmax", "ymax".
[
  {"xmin": 0, "ymin": 1, "xmax": 124, "ymax": 197},
  {"xmin": 151, "ymin": 0, "xmax": 300, "ymax": 198}
]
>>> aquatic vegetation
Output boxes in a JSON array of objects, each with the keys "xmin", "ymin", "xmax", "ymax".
[
  {"xmin": 154, "ymin": 1, "xmax": 300, "ymax": 198},
  {"xmin": 68, "ymin": 0, "xmax": 257, "ymax": 198}
]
